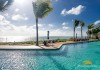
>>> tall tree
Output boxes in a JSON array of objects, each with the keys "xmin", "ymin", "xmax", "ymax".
[
  {"xmin": 73, "ymin": 19, "xmax": 79, "ymax": 40},
  {"xmin": 92, "ymin": 26, "xmax": 100, "ymax": 39},
  {"xmin": 32, "ymin": 0, "xmax": 53, "ymax": 46},
  {"xmin": 87, "ymin": 23, "xmax": 94, "ymax": 38},
  {"xmin": 92, "ymin": 27, "xmax": 99, "ymax": 39},
  {"xmin": 88, "ymin": 23, "xmax": 94, "ymax": 29},
  {"xmin": 80, "ymin": 21, "xmax": 85, "ymax": 39},
  {"xmin": 87, "ymin": 30, "xmax": 92, "ymax": 38}
]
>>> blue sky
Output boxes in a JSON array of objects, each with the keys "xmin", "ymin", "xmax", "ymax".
[{"xmin": 0, "ymin": 0, "xmax": 100, "ymax": 36}]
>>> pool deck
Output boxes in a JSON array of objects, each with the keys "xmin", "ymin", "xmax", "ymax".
[
  {"xmin": 39, "ymin": 40, "xmax": 99, "ymax": 49},
  {"xmin": 0, "ymin": 45, "xmax": 42, "ymax": 49},
  {"xmin": 0, "ymin": 40, "xmax": 99, "ymax": 49},
  {"xmin": 0, "ymin": 41, "xmax": 75, "ymax": 49},
  {"xmin": 40, "ymin": 41, "xmax": 75, "ymax": 49}
]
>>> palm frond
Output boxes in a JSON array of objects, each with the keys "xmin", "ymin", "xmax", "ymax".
[
  {"xmin": 32, "ymin": 0, "xmax": 53, "ymax": 18},
  {"xmin": 74, "ymin": 19, "xmax": 80, "ymax": 28},
  {"xmin": 0, "ymin": 0, "xmax": 13, "ymax": 11},
  {"xmin": 80, "ymin": 21, "xmax": 85, "ymax": 27},
  {"xmin": 88, "ymin": 23, "xmax": 94, "ymax": 29}
]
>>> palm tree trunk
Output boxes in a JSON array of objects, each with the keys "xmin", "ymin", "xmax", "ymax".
[
  {"xmin": 47, "ymin": 31, "xmax": 49, "ymax": 40},
  {"xmin": 74, "ymin": 27, "xmax": 75, "ymax": 40},
  {"xmin": 81, "ymin": 27, "xmax": 82, "ymax": 39},
  {"xmin": 95, "ymin": 34, "xmax": 98, "ymax": 39},
  {"xmin": 36, "ymin": 18, "xmax": 39, "ymax": 46},
  {"xmin": 88, "ymin": 29, "xmax": 90, "ymax": 38}
]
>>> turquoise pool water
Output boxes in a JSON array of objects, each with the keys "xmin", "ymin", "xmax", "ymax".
[{"xmin": 0, "ymin": 41, "xmax": 100, "ymax": 70}]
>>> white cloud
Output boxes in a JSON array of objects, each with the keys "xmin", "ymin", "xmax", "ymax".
[
  {"xmin": 48, "ymin": 24, "xmax": 54, "ymax": 27},
  {"xmin": 50, "ymin": 29, "xmax": 66, "ymax": 36},
  {"xmin": 0, "ymin": 15, "xmax": 5, "ymax": 21},
  {"xmin": 0, "ymin": 20, "xmax": 87, "ymax": 36},
  {"xmin": 15, "ymin": 8, "xmax": 19, "ymax": 12},
  {"xmin": 77, "ymin": 26, "xmax": 81, "ymax": 29},
  {"xmin": 25, "ymin": 17, "xmax": 29, "ymax": 20},
  {"xmin": 61, "ymin": 9, "xmax": 66, "ymax": 16},
  {"xmin": 38, "ymin": 24, "xmax": 43, "ymax": 27},
  {"xmin": 94, "ymin": 20, "xmax": 100, "ymax": 25},
  {"xmin": 62, "ymin": 26, "xmax": 69, "ymax": 30},
  {"xmin": 51, "ymin": 0, "xmax": 58, "ymax": 2},
  {"xmin": 0, "ymin": 15, "xmax": 87, "ymax": 37},
  {"xmin": 1, "ymin": 21, "xmax": 10, "ymax": 26},
  {"xmin": 0, "ymin": 17, "xmax": 70, "ymax": 36},
  {"xmin": 4, "ymin": 13, "xmax": 9, "ymax": 17},
  {"xmin": 33, "ymin": 24, "xmax": 43, "ymax": 27},
  {"xmin": 0, "ymin": 15, "xmax": 34, "ymax": 36},
  {"xmin": 61, "ymin": 5, "xmax": 85, "ymax": 16},
  {"xmin": 62, "ymin": 22, "xmax": 69, "ymax": 30},
  {"xmin": 12, "ymin": 14, "xmax": 28, "ymax": 21},
  {"xmin": 0, "ymin": 21, "xmax": 34, "ymax": 36},
  {"xmin": 62, "ymin": 22, "xmax": 68, "ymax": 26}
]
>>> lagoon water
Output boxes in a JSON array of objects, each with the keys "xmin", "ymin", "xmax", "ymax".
[
  {"xmin": 0, "ymin": 41, "xmax": 100, "ymax": 70},
  {"xmin": 0, "ymin": 36, "xmax": 72, "ymax": 42}
]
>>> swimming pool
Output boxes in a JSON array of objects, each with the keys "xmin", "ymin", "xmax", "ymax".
[{"xmin": 0, "ymin": 41, "xmax": 100, "ymax": 70}]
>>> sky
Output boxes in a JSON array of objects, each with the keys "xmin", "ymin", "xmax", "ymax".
[{"xmin": 0, "ymin": 0, "xmax": 100, "ymax": 37}]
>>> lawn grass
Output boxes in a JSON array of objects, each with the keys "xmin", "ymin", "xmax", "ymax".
[
  {"xmin": 0, "ymin": 39, "xmax": 69, "ymax": 45},
  {"xmin": 0, "ymin": 41, "xmax": 34, "ymax": 45}
]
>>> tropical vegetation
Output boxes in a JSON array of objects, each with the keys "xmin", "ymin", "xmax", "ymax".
[
  {"xmin": 87, "ymin": 23, "xmax": 100, "ymax": 39},
  {"xmin": 87, "ymin": 23, "xmax": 94, "ymax": 38},
  {"xmin": 73, "ymin": 19, "xmax": 79, "ymax": 39},
  {"xmin": 80, "ymin": 20, "xmax": 85, "ymax": 38},
  {"xmin": 73, "ymin": 19, "xmax": 85, "ymax": 40}
]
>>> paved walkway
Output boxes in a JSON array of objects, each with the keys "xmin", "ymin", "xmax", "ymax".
[
  {"xmin": 0, "ymin": 41, "xmax": 75, "ymax": 49},
  {"xmin": 0, "ymin": 45, "xmax": 42, "ymax": 49}
]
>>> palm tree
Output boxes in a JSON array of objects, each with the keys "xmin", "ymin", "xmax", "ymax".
[
  {"xmin": 32, "ymin": 0, "xmax": 53, "ymax": 46},
  {"xmin": 80, "ymin": 21, "xmax": 85, "ymax": 39},
  {"xmin": 88, "ymin": 23, "xmax": 94, "ymax": 29},
  {"xmin": 92, "ymin": 27, "xmax": 99, "ymax": 39},
  {"xmin": 73, "ymin": 19, "xmax": 79, "ymax": 40},
  {"xmin": 87, "ymin": 23, "xmax": 94, "ymax": 38},
  {"xmin": 86, "ymin": 30, "xmax": 92, "ymax": 38},
  {"xmin": 0, "ymin": 0, "xmax": 13, "ymax": 11}
]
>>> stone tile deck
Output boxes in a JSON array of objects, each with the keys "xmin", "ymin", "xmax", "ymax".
[
  {"xmin": 40, "ymin": 41, "xmax": 75, "ymax": 49},
  {"xmin": 0, "ymin": 40, "xmax": 95, "ymax": 49},
  {"xmin": 0, "ymin": 45, "xmax": 42, "ymax": 49}
]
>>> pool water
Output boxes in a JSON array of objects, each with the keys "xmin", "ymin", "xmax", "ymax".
[{"xmin": 0, "ymin": 41, "xmax": 100, "ymax": 70}]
